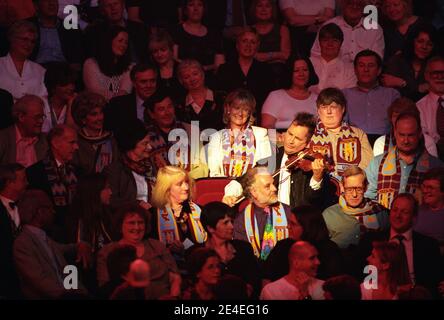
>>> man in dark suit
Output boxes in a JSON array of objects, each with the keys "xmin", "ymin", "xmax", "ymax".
[
  {"xmin": 358, "ymin": 193, "xmax": 443, "ymax": 297},
  {"xmin": 28, "ymin": 0, "xmax": 84, "ymax": 67},
  {"xmin": 0, "ymin": 163, "xmax": 28, "ymax": 299},
  {"xmin": 0, "ymin": 88, "xmax": 13, "ymax": 130},
  {"xmin": 104, "ymin": 63, "xmax": 158, "ymax": 134},
  {"xmin": 275, "ymin": 112, "xmax": 336, "ymax": 210},
  {"xmin": 14, "ymin": 189, "xmax": 88, "ymax": 299},
  {"xmin": 84, "ymin": 0, "xmax": 148, "ymax": 62},
  {"xmin": 0, "ymin": 95, "xmax": 48, "ymax": 168}
]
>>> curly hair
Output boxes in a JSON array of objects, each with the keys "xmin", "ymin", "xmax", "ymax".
[{"xmin": 71, "ymin": 91, "xmax": 107, "ymax": 127}]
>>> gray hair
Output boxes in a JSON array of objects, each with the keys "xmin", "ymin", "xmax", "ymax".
[
  {"xmin": 12, "ymin": 95, "xmax": 44, "ymax": 122},
  {"xmin": 177, "ymin": 59, "xmax": 204, "ymax": 80}
]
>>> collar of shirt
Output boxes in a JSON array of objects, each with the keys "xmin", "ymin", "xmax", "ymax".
[
  {"xmin": 136, "ymin": 93, "xmax": 145, "ymax": 108},
  {"xmin": 355, "ymin": 84, "xmax": 381, "ymax": 93},
  {"xmin": 427, "ymin": 91, "xmax": 443, "ymax": 104},
  {"xmin": 185, "ymin": 88, "xmax": 214, "ymax": 106},
  {"xmin": 338, "ymin": 16, "xmax": 364, "ymax": 30},
  {"xmin": 320, "ymin": 57, "xmax": 340, "ymax": 66},
  {"xmin": 0, "ymin": 194, "xmax": 15, "ymax": 209},
  {"xmin": 390, "ymin": 228, "xmax": 413, "ymax": 242},
  {"xmin": 15, "ymin": 125, "xmax": 38, "ymax": 145}
]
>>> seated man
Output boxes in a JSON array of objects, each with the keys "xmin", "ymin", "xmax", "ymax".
[
  {"xmin": 365, "ymin": 111, "xmax": 444, "ymax": 209},
  {"xmin": 234, "ymin": 166, "xmax": 290, "ymax": 261},
  {"xmin": 260, "ymin": 241, "xmax": 325, "ymax": 300},
  {"xmin": 322, "ymin": 165, "xmax": 389, "ymax": 249},
  {"xmin": 309, "ymin": 23, "xmax": 356, "ymax": 94},
  {"xmin": 14, "ymin": 190, "xmax": 88, "ymax": 299},
  {"xmin": 0, "ymin": 95, "xmax": 48, "ymax": 168},
  {"xmin": 343, "ymin": 49, "xmax": 400, "ymax": 145},
  {"xmin": 414, "ymin": 168, "xmax": 444, "ymax": 249}
]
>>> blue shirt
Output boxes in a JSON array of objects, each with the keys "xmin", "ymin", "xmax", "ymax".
[
  {"xmin": 35, "ymin": 25, "xmax": 66, "ymax": 64},
  {"xmin": 343, "ymin": 86, "xmax": 400, "ymax": 135}
]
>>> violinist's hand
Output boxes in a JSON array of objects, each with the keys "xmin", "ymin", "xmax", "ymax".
[
  {"xmin": 222, "ymin": 195, "xmax": 239, "ymax": 207},
  {"xmin": 312, "ymin": 158, "xmax": 325, "ymax": 182}
]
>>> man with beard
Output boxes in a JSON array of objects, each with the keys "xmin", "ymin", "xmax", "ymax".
[{"xmin": 234, "ymin": 166, "xmax": 290, "ymax": 261}]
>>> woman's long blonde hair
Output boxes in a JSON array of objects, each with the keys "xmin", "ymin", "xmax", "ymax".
[{"xmin": 151, "ymin": 166, "xmax": 194, "ymax": 208}]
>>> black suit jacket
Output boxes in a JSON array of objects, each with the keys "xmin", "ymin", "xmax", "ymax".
[
  {"xmin": 28, "ymin": 16, "xmax": 84, "ymax": 64},
  {"xmin": 104, "ymin": 92, "xmax": 139, "ymax": 134},
  {"xmin": 358, "ymin": 229, "xmax": 443, "ymax": 296},
  {"xmin": 0, "ymin": 202, "xmax": 21, "ymax": 298},
  {"xmin": 0, "ymin": 88, "xmax": 13, "ymax": 130}
]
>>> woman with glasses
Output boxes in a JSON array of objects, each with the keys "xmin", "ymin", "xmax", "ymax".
[{"xmin": 207, "ymin": 88, "xmax": 272, "ymax": 177}]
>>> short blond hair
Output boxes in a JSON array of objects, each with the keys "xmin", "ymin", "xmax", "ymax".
[
  {"xmin": 223, "ymin": 88, "xmax": 256, "ymax": 126},
  {"xmin": 151, "ymin": 166, "xmax": 194, "ymax": 208}
]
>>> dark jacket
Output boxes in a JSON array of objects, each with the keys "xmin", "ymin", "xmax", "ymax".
[
  {"xmin": 104, "ymin": 93, "xmax": 139, "ymax": 134},
  {"xmin": 0, "ymin": 88, "xmax": 13, "ymax": 130},
  {"xmin": 104, "ymin": 158, "xmax": 138, "ymax": 209}
]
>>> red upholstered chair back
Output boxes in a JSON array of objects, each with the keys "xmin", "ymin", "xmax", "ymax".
[{"xmin": 193, "ymin": 178, "xmax": 232, "ymax": 207}]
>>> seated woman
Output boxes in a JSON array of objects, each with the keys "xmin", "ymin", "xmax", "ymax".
[
  {"xmin": 83, "ymin": 25, "xmax": 133, "ymax": 101},
  {"xmin": 250, "ymin": 0, "xmax": 290, "ymax": 88},
  {"xmin": 208, "ymin": 89, "xmax": 272, "ymax": 178},
  {"xmin": 148, "ymin": 30, "xmax": 184, "ymax": 102},
  {"xmin": 361, "ymin": 241, "xmax": 411, "ymax": 300},
  {"xmin": 373, "ymin": 97, "xmax": 438, "ymax": 157},
  {"xmin": 97, "ymin": 203, "xmax": 181, "ymax": 299},
  {"xmin": 183, "ymin": 247, "xmax": 221, "ymax": 300},
  {"xmin": 261, "ymin": 55, "xmax": 319, "ymax": 131},
  {"xmin": 0, "ymin": 20, "xmax": 47, "ymax": 101},
  {"xmin": 382, "ymin": 24, "xmax": 438, "ymax": 101},
  {"xmin": 176, "ymin": 59, "xmax": 224, "ymax": 131},
  {"xmin": 150, "ymin": 166, "xmax": 207, "ymax": 262},
  {"xmin": 171, "ymin": 0, "xmax": 224, "ymax": 74},
  {"xmin": 105, "ymin": 119, "xmax": 153, "ymax": 210},
  {"xmin": 71, "ymin": 91, "xmax": 119, "ymax": 174},
  {"xmin": 42, "ymin": 62, "xmax": 77, "ymax": 133},
  {"xmin": 309, "ymin": 87, "xmax": 373, "ymax": 181}
]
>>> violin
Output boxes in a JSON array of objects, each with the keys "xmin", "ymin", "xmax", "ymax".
[{"xmin": 273, "ymin": 148, "xmax": 334, "ymax": 177}]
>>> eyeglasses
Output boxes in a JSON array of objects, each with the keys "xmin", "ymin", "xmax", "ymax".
[{"xmin": 344, "ymin": 187, "xmax": 365, "ymax": 194}]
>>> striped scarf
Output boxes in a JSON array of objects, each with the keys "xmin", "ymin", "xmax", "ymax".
[
  {"xmin": 43, "ymin": 155, "xmax": 77, "ymax": 207},
  {"xmin": 377, "ymin": 146, "xmax": 431, "ymax": 209},
  {"xmin": 79, "ymin": 129, "xmax": 114, "ymax": 173},
  {"xmin": 338, "ymin": 196, "xmax": 387, "ymax": 231},
  {"xmin": 222, "ymin": 127, "xmax": 256, "ymax": 177}
]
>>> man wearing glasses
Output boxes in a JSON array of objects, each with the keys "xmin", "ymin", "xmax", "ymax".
[{"xmin": 322, "ymin": 165, "xmax": 389, "ymax": 249}]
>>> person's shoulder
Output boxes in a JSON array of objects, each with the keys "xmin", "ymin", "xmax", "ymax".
[
  {"xmin": 109, "ymin": 92, "xmax": 135, "ymax": 105},
  {"xmin": 144, "ymin": 238, "xmax": 168, "ymax": 252},
  {"xmin": 413, "ymin": 230, "xmax": 440, "ymax": 247},
  {"xmin": 251, "ymin": 126, "xmax": 269, "ymax": 136},
  {"xmin": 27, "ymin": 59, "xmax": 46, "ymax": 74},
  {"xmin": 350, "ymin": 125, "xmax": 368, "ymax": 136},
  {"xmin": 416, "ymin": 93, "xmax": 431, "ymax": 108}
]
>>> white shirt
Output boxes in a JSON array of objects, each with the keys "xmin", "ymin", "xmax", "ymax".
[
  {"xmin": 42, "ymin": 98, "xmax": 68, "ymax": 133},
  {"xmin": 260, "ymin": 276, "xmax": 325, "ymax": 300},
  {"xmin": 0, "ymin": 194, "xmax": 20, "ymax": 228},
  {"xmin": 311, "ymin": 16, "xmax": 385, "ymax": 64},
  {"xmin": 135, "ymin": 94, "xmax": 145, "ymax": 123},
  {"xmin": 309, "ymin": 56, "xmax": 356, "ymax": 93},
  {"xmin": 279, "ymin": 0, "xmax": 335, "ymax": 15},
  {"xmin": 373, "ymin": 134, "xmax": 438, "ymax": 157},
  {"xmin": 390, "ymin": 228, "xmax": 415, "ymax": 285},
  {"xmin": 132, "ymin": 171, "xmax": 148, "ymax": 202},
  {"xmin": 0, "ymin": 54, "xmax": 47, "ymax": 101},
  {"xmin": 416, "ymin": 92, "xmax": 444, "ymax": 144}
]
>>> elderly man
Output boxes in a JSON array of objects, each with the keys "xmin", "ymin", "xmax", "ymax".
[
  {"xmin": 311, "ymin": 0, "xmax": 385, "ymax": 64},
  {"xmin": 14, "ymin": 190, "xmax": 88, "ymax": 299},
  {"xmin": 260, "ymin": 241, "xmax": 325, "ymax": 300},
  {"xmin": 322, "ymin": 166, "xmax": 389, "ymax": 249},
  {"xmin": 416, "ymin": 56, "xmax": 444, "ymax": 161},
  {"xmin": 0, "ymin": 163, "xmax": 28, "ymax": 298},
  {"xmin": 233, "ymin": 166, "xmax": 290, "ymax": 261},
  {"xmin": 359, "ymin": 193, "xmax": 443, "ymax": 297},
  {"xmin": 365, "ymin": 111, "xmax": 443, "ymax": 209},
  {"xmin": 0, "ymin": 95, "xmax": 48, "ymax": 168},
  {"xmin": 26, "ymin": 125, "xmax": 80, "ymax": 242}
]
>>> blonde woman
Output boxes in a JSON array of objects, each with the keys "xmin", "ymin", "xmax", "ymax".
[
  {"xmin": 150, "ymin": 166, "xmax": 207, "ymax": 257},
  {"xmin": 208, "ymin": 89, "xmax": 272, "ymax": 177}
]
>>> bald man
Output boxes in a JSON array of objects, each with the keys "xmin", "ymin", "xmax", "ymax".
[{"xmin": 260, "ymin": 241, "xmax": 325, "ymax": 300}]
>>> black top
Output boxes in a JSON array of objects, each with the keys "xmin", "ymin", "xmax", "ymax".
[
  {"xmin": 0, "ymin": 88, "xmax": 13, "ymax": 130},
  {"xmin": 253, "ymin": 24, "xmax": 281, "ymax": 53},
  {"xmin": 126, "ymin": 0, "xmax": 181, "ymax": 28}
]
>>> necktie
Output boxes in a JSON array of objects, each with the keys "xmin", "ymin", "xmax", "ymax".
[
  {"xmin": 260, "ymin": 207, "xmax": 273, "ymax": 261},
  {"xmin": 436, "ymin": 97, "xmax": 444, "ymax": 139},
  {"xmin": 9, "ymin": 201, "xmax": 17, "ymax": 210},
  {"xmin": 395, "ymin": 234, "xmax": 409, "ymax": 273}
]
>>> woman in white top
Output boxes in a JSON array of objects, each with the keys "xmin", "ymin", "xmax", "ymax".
[
  {"xmin": 361, "ymin": 241, "xmax": 411, "ymax": 300},
  {"xmin": 208, "ymin": 89, "xmax": 272, "ymax": 177},
  {"xmin": 0, "ymin": 20, "xmax": 47, "ymax": 101},
  {"xmin": 83, "ymin": 25, "xmax": 133, "ymax": 101},
  {"xmin": 261, "ymin": 55, "xmax": 319, "ymax": 130}
]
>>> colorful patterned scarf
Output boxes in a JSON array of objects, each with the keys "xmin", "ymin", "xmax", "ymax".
[
  {"xmin": 222, "ymin": 127, "xmax": 256, "ymax": 177},
  {"xmin": 377, "ymin": 146, "xmax": 431, "ymax": 209},
  {"xmin": 339, "ymin": 195, "xmax": 387, "ymax": 231},
  {"xmin": 309, "ymin": 120, "xmax": 362, "ymax": 178},
  {"xmin": 79, "ymin": 129, "xmax": 114, "ymax": 173},
  {"xmin": 43, "ymin": 154, "xmax": 77, "ymax": 207}
]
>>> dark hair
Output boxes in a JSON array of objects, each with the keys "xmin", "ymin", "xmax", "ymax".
[
  {"xmin": 319, "ymin": 23, "xmax": 344, "ymax": 43},
  {"xmin": 113, "ymin": 202, "xmax": 150, "ymax": 239},
  {"xmin": 114, "ymin": 119, "xmax": 148, "ymax": 153},
  {"xmin": 386, "ymin": 97, "xmax": 419, "ymax": 121},
  {"xmin": 285, "ymin": 54, "xmax": 319, "ymax": 89},
  {"xmin": 353, "ymin": 49, "xmax": 382, "ymax": 68},
  {"xmin": 47, "ymin": 124, "xmax": 74, "ymax": 145},
  {"xmin": 394, "ymin": 110, "xmax": 421, "ymax": 132},
  {"xmin": 95, "ymin": 25, "xmax": 131, "ymax": 77},
  {"xmin": 200, "ymin": 202, "xmax": 236, "ymax": 234},
  {"xmin": 182, "ymin": 0, "xmax": 207, "ymax": 21},
  {"xmin": 422, "ymin": 168, "xmax": 444, "ymax": 192},
  {"xmin": 44, "ymin": 62, "xmax": 77, "ymax": 97},
  {"xmin": 292, "ymin": 205, "xmax": 330, "ymax": 243},
  {"xmin": 402, "ymin": 24, "xmax": 438, "ymax": 61},
  {"xmin": 316, "ymin": 87, "xmax": 347, "ymax": 110},
  {"xmin": 322, "ymin": 275, "xmax": 362, "ymax": 300},
  {"xmin": 143, "ymin": 87, "xmax": 175, "ymax": 112},
  {"xmin": 291, "ymin": 112, "xmax": 317, "ymax": 140},
  {"xmin": 71, "ymin": 91, "xmax": 107, "ymax": 127},
  {"xmin": 106, "ymin": 244, "xmax": 137, "ymax": 281},
  {"xmin": 392, "ymin": 193, "xmax": 419, "ymax": 217},
  {"xmin": 186, "ymin": 247, "xmax": 219, "ymax": 283},
  {"xmin": 249, "ymin": 0, "xmax": 278, "ymax": 23},
  {"xmin": 0, "ymin": 163, "xmax": 25, "ymax": 191},
  {"xmin": 130, "ymin": 63, "xmax": 158, "ymax": 82}
]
